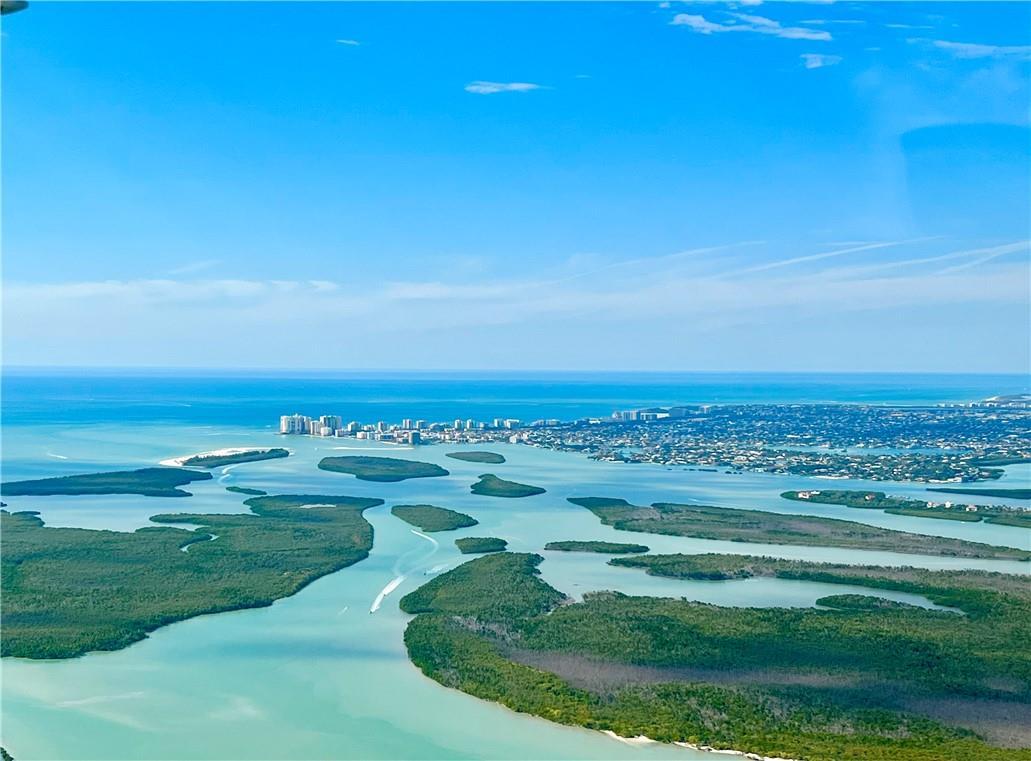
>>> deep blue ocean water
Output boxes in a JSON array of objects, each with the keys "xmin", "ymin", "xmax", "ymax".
[{"xmin": 3, "ymin": 369, "xmax": 1027, "ymax": 428}]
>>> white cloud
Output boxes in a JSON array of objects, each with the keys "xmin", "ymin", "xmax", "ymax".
[
  {"xmin": 335, "ymin": 39, "xmax": 360, "ymax": 46},
  {"xmin": 464, "ymin": 81, "xmax": 543, "ymax": 95},
  {"xmin": 884, "ymin": 23, "xmax": 935, "ymax": 30},
  {"xmin": 801, "ymin": 53, "xmax": 842, "ymax": 69},
  {"xmin": 670, "ymin": 12, "xmax": 831, "ymax": 41},
  {"xmin": 928, "ymin": 39, "xmax": 1031, "ymax": 61},
  {"xmin": 166, "ymin": 259, "xmax": 219, "ymax": 276}
]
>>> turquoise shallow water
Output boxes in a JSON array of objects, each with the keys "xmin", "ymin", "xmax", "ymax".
[{"xmin": 1, "ymin": 374, "xmax": 1029, "ymax": 760}]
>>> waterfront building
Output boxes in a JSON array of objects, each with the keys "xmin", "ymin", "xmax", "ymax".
[
  {"xmin": 280, "ymin": 413, "xmax": 311, "ymax": 434},
  {"xmin": 402, "ymin": 418, "xmax": 413, "ymax": 430}
]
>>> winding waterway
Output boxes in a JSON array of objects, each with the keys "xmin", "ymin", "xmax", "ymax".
[{"xmin": 2, "ymin": 413, "xmax": 1029, "ymax": 759}]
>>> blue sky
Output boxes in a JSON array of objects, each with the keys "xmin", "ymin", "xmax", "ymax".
[{"xmin": 3, "ymin": 1, "xmax": 1029, "ymax": 371}]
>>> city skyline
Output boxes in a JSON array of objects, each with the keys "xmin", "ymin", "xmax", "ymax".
[{"xmin": 3, "ymin": 2, "xmax": 1029, "ymax": 372}]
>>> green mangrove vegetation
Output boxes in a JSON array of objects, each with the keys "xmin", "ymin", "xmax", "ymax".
[
  {"xmin": 317, "ymin": 455, "xmax": 449, "ymax": 482},
  {"xmin": 400, "ymin": 552, "xmax": 1031, "ymax": 761},
  {"xmin": 1, "ymin": 494, "xmax": 382, "ymax": 659},
  {"xmin": 544, "ymin": 541, "xmax": 650, "ymax": 554},
  {"xmin": 225, "ymin": 485, "xmax": 267, "ymax": 496},
  {"xmin": 455, "ymin": 537, "xmax": 508, "ymax": 554},
  {"xmin": 1, "ymin": 467, "xmax": 213, "ymax": 498},
  {"xmin": 782, "ymin": 488, "xmax": 1029, "ymax": 525},
  {"xmin": 928, "ymin": 487, "xmax": 1031, "ymax": 500},
  {"xmin": 180, "ymin": 448, "xmax": 289, "ymax": 468},
  {"xmin": 567, "ymin": 497, "xmax": 1031, "ymax": 560},
  {"xmin": 470, "ymin": 474, "xmax": 546, "ymax": 498},
  {"xmin": 446, "ymin": 451, "xmax": 506, "ymax": 464},
  {"xmin": 392, "ymin": 504, "xmax": 478, "ymax": 532}
]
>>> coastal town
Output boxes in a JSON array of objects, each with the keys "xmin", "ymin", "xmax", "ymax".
[{"xmin": 279, "ymin": 399, "xmax": 1031, "ymax": 485}]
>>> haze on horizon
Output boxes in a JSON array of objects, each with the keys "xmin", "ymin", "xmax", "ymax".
[{"xmin": 2, "ymin": 2, "xmax": 1029, "ymax": 373}]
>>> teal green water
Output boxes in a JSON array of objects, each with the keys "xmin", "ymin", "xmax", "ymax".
[{"xmin": 2, "ymin": 426, "xmax": 1029, "ymax": 759}]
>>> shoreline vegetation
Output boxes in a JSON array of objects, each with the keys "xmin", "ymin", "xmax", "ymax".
[
  {"xmin": 225, "ymin": 486, "xmax": 267, "ymax": 496},
  {"xmin": 163, "ymin": 447, "xmax": 289, "ymax": 469},
  {"xmin": 318, "ymin": 455, "xmax": 449, "ymax": 482},
  {"xmin": 392, "ymin": 505, "xmax": 478, "ymax": 532},
  {"xmin": 928, "ymin": 486, "xmax": 1031, "ymax": 500},
  {"xmin": 545, "ymin": 541, "xmax": 650, "ymax": 554},
  {"xmin": 470, "ymin": 474, "xmax": 546, "ymax": 498},
  {"xmin": 1, "ymin": 493, "xmax": 382, "ymax": 659},
  {"xmin": 400, "ymin": 552, "xmax": 1031, "ymax": 761},
  {"xmin": 568, "ymin": 497, "xmax": 1031, "ymax": 560},
  {"xmin": 446, "ymin": 451, "xmax": 506, "ymax": 464},
  {"xmin": 455, "ymin": 537, "xmax": 508, "ymax": 554},
  {"xmin": 782, "ymin": 489, "xmax": 1031, "ymax": 527},
  {"xmin": 0, "ymin": 467, "xmax": 213, "ymax": 498}
]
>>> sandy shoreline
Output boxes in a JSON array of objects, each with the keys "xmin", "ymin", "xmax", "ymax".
[
  {"xmin": 159, "ymin": 447, "xmax": 281, "ymax": 467},
  {"xmin": 601, "ymin": 731, "xmax": 797, "ymax": 761}
]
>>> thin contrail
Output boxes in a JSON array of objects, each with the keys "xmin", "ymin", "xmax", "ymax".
[{"xmin": 726, "ymin": 238, "xmax": 939, "ymax": 277}]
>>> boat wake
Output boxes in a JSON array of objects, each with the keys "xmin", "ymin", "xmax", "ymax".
[
  {"xmin": 46, "ymin": 452, "xmax": 69, "ymax": 460},
  {"xmin": 370, "ymin": 576, "xmax": 405, "ymax": 613}
]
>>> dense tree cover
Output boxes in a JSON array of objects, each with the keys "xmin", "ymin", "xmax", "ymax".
[
  {"xmin": 544, "ymin": 541, "xmax": 650, "ymax": 554},
  {"xmin": 929, "ymin": 487, "xmax": 1031, "ymax": 501},
  {"xmin": 971, "ymin": 456, "xmax": 1031, "ymax": 467},
  {"xmin": 470, "ymin": 474, "xmax": 546, "ymax": 498},
  {"xmin": 1, "ymin": 467, "xmax": 212, "ymax": 498},
  {"xmin": 181, "ymin": 448, "xmax": 289, "ymax": 468},
  {"xmin": 317, "ymin": 456, "xmax": 449, "ymax": 482},
  {"xmin": 455, "ymin": 537, "xmax": 508, "ymax": 554},
  {"xmin": 400, "ymin": 552, "xmax": 1031, "ymax": 760},
  {"xmin": 225, "ymin": 486, "xmax": 267, "ymax": 496},
  {"xmin": 391, "ymin": 504, "xmax": 478, "ymax": 532},
  {"xmin": 2, "ymin": 494, "xmax": 382, "ymax": 659},
  {"xmin": 782, "ymin": 489, "xmax": 1028, "ymax": 525},
  {"xmin": 566, "ymin": 497, "xmax": 1030, "ymax": 560},
  {"xmin": 815, "ymin": 594, "xmax": 924, "ymax": 612},
  {"xmin": 446, "ymin": 451, "xmax": 506, "ymax": 464}
]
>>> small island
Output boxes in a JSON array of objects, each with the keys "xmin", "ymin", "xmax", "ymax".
[
  {"xmin": 446, "ymin": 451, "xmax": 506, "ymax": 464},
  {"xmin": 392, "ymin": 504, "xmax": 478, "ymax": 532},
  {"xmin": 2, "ymin": 493, "xmax": 383, "ymax": 659},
  {"xmin": 928, "ymin": 486, "xmax": 1031, "ymax": 500},
  {"xmin": 470, "ymin": 474, "xmax": 545, "ymax": 498},
  {"xmin": 400, "ymin": 552, "xmax": 1031, "ymax": 761},
  {"xmin": 1, "ymin": 467, "xmax": 213, "ymax": 498},
  {"xmin": 226, "ymin": 486, "xmax": 267, "ymax": 496},
  {"xmin": 568, "ymin": 496, "xmax": 1031, "ymax": 560},
  {"xmin": 785, "ymin": 489, "xmax": 1031, "ymax": 528},
  {"xmin": 544, "ymin": 540, "xmax": 649, "ymax": 554},
  {"xmin": 455, "ymin": 536, "xmax": 508, "ymax": 554},
  {"xmin": 317, "ymin": 456, "xmax": 449, "ymax": 482},
  {"xmin": 165, "ymin": 447, "xmax": 289, "ymax": 469}
]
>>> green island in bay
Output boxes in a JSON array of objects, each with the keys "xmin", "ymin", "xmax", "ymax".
[
  {"xmin": 225, "ymin": 485, "xmax": 267, "ymax": 496},
  {"xmin": 455, "ymin": 536, "xmax": 508, "ymax": 554},
  {"xmin": 178, "ymin": 448, "xmax": 289, "ymax": 468},
  {"xmin": 446, "ymin": 451, "xmax": 506, "ymax": 464},
  {"xmin": 470, "ymin": 474, "xmax": 546, "ymax": 498},
  {"xmin": 1, "ymin": 493, "xmax": 382, "ymax": 659},
  {"xmin": 317, "ymin": 455, "xmax": 449, "ymax": 482},
  {"xmin": 971, "ymin": 456, "xmax": 1031, "ymax": 467},
  {"xmin": 392, "ymin": 504, "xmax": 478, "ymax": 532},
  {"xmin": 782, "ymin": 488, "xmax": 1031, "ymax": 526},
  {"xmin": 400, "ymin": 551, "xmax": 1031, "ymax": 761},
  {"xmin": 544, "ymin": 540, "xmax": 650, "ymax": 554},
  {"xmin": 928, "ymin": 486, "xmax": 1031, "ymax": 501},
  {"xmin": 567, "ymin": 496, "xmax": 1031, "ymax": 560},
  {"xmin": 0, "ymin": 467, "xmax": 213, "ymax": 498}
]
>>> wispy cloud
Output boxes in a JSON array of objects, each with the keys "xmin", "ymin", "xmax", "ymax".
[
  {"xmin": 464, "ymin": 81, "xmax": 543, "ymax": 95},
  {"xmin": 671, "ymin": 12, "xmax": 831, "ymax": 41},
  {"xmin": 801, "ymin": 53, "xmax": 842, "ymax": 69},
  {"xmin": 726, "ymin": 240, "xmax": 931, "ymax": 276},
  {"xmin": 166, "ymin": 259, "xmax": 219, "ymax": 276},
  {"xmin": 885, "ymin": 23, "xmax": 935, "ymax": 30},
  {"xmin": 335, "ymin": 39, "xmax": 360, "ymax": 46},
  {"xmin": 926, "ymin": 39, "xmax": 1031, "ymax": 61}
]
